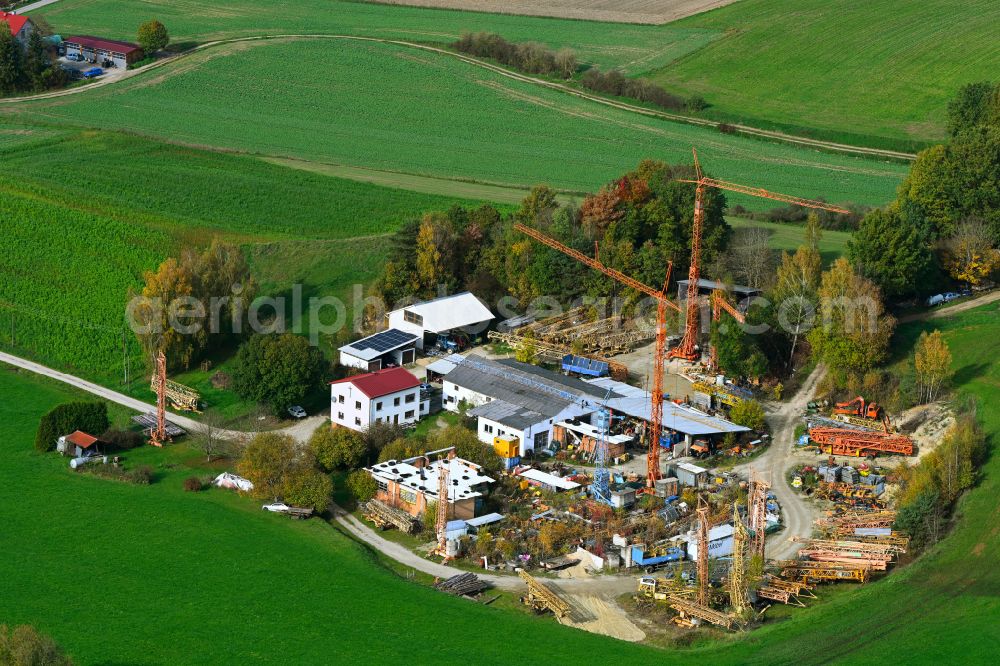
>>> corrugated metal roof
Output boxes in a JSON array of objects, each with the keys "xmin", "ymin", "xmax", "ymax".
[
  {"xmin": 448, "ymin": 355, "xmax": 611, "ymax": 421},
  {"xmin": 517, "ymin": 468, "xmax": 580, "ymax": 490},
  {"xmin": 585, "ymin": 377, "xmax": 749, "ymax": 436},
  {"xmin": 469, "ymin": 399, "xmax": 547, "ymax": 430},
  {"xmin": 425, "ymin": 353, "xmax": 465, "ymax": 376}
]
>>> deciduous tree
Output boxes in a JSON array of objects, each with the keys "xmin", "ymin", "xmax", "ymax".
[
  {"xmin": 282, "ymin": 468, "xmax": 333, "ymax": 511},
  {"xmin": 310, "ymin": 425, "xmax": 367, "ymax": 471},
  {"xmin": 849, "ymin": 207, "xmax": 934, "ymax": 298},
  {"xmin": 913, "ymin": 330, "xmax": 953, "ymax": 403},
  {"xmin": 940, "ymin": 218, "xmax": 1000, "ymax": 286},
  {"xmin": 231, "ymin": 333, "xmax": 327, "ymax": 415},
  {"xmin": 137, "ymin": 19, "xmax": 169, "ymax": 53}
]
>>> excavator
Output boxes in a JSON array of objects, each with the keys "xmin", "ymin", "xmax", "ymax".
[
  {"xmin": 833, "ymin": 396, "xmax": 892, "ymax": 432},
  {"xmin": 834, "ymin": 396, "xmax": 882, "ymax": 420}
]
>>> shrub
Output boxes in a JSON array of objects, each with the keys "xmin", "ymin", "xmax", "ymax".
[
  {"xmin": 453, "ymin": 32, "xmax": 574, "ymax": 79},
  {"xmin": 35, "ymin": 401, "xmax": 110, "ymax": 452},
  {"xmin": 718, "ymin": 123, "xmax": 737, "ymax": 134},
  {"xmin": 729, "ymin": 399, "xmax": 767, "ymax": 431},
  {"xmin": 347, "ymin": 470, "xmax": 378, "ymax": 503},
  {"xmin": 282, "ymin": 469, "xmax": 333, "ymax": 511},
  {"xmin": 231, "ymin": 332, "xmax": 327, "ymax": 416},
  {"xmin": 126, "ymin": 466, "xmax": 154, "ymax": 485},
  {"xmin": 101, "ymin": 428, "xmax": 145, "ymax": 451},
  {"xmin": 183, "ymin": 476, "xmax": 204, "ymax": 492},
  {"xmin": 0, "ymin": 624, "xmax": 73, "ymax": 666},
  {"xmin": 310, "ymin": 426, "xmax": 367, "ymax": 471},
  {"xmin": 579, "ymin": 67, "xmax": 687, "ymax": 112}
]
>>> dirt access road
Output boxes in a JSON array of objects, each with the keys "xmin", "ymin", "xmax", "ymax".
[
  {"xmin": 0, "ymin": 351, "xmax": 325, "ymax": 443},
  {"xmin": 733, "ymin": 364, "xmax": 825, "ymax": 561},
  {"xmin": 898, "ymin": 289, "xmax": 1000, "ymax": 323}
]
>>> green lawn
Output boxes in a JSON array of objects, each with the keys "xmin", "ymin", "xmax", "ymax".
[
  {"xmin": 0, "ymin": 128, "xmax": 480, "ymax": 383},
  {"xmin": 653, "ymin": 0, "xmax": 1000, "ymax": 148},
  {"xmin": 728, "ymin": 217, "xmax": 851, "ymax": 265},
  {"xmin": 9, "ymin": 38, "xmax": 908, "ymax": 207},
  {"xmin": 2, "ymin": 301, "xmax": 998, "ymax": 664}
]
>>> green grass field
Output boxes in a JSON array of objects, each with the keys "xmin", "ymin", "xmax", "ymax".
[
  {"xmin": 2, "ymin": 301, "xmax": 998, "ymax": 664},
  {"xmin": 728, "ymin": 217, "xmax": 851, "ymax": 265},
  {"xmin": 9, "ymin": 38, "xmax": 908, "ymax": 207},
  {"xmin": 0, "ymin": 128, "xmax": 479, "ymax": 382},
  {"xmin": 655, "ymin": 0, "xmax": 1000, "ymax": 148},
  {"xmin": 35, "ymin": 0, "xmax": 718, "ymax": 73}
]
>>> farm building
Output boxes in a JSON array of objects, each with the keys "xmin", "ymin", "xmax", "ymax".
[
  {"xmin": 387, "ymin": 292, "xmax": 494, "ymax": 349},
  {"xmin": 366, "ymin": 453, "xmax": 495, "ymax": 519},
  {"xmin": 584, "ymin": 377, "xmax": 749, "ymax": 456},
  {"xmin": 0, "ymin": 11, "xmax": 34, "ymax": 45},
  {"xmin": 330, "ymin": 367, "xmax": 427, "ymax": 431},
  {"xmin": 338, "ymin": 328, "xmax": 419, "ymax": 371},
  {"xmin": 444, "ymin": 354, "xmax": 613, "ymax": 456},
  {"xmin": 56, "ymin": 430, "xmax": 103, "ymax": 457},
  {"xmin": 63, "ymin": 35, "xmax": 143, "ymax": 68}
]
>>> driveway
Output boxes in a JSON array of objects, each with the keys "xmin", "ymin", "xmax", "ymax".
[{"xmin": 0, "ymin": 351, "xmax": 325, "ymax": 443}]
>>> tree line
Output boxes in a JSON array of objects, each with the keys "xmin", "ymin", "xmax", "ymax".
[
  {"xmin": 452, "ymin": 31, "xmax": 705, "ymax": 113},
  {"xmin": 848, "ymin": 81, "xmax": 1000, "ymax": 300},
  {"xmin": 373, "ymin": 159, "xmax": 730, "ymax": 315}
]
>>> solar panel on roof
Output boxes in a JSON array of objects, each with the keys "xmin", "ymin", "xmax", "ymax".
[{"xmin": 350, "ymin": 329, "xmax": 418, "ymax": 353}]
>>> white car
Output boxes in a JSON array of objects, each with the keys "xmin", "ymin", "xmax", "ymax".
[
  {"xmin": 262, "ymin": 502, "xmax": 291, "ymax": 513},
  {"xmin": 287, "ymin": 405, "xmax": 307, "ymax": 419}
]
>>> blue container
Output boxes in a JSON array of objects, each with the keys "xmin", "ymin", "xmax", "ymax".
[{"xmin": 502, "ymin": 456, "xmax": 521, "ymax": 471}]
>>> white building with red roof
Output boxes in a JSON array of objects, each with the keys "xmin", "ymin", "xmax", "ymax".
[
  {"xmin": 329, "ymin": 367, "xmax": 428, "ymax": 431},
  {"xmin": 0, "ymin": 11, "xmax": 35, "ymax": 45}
]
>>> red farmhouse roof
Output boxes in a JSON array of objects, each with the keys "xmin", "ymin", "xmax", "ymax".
[
  {"xmin": 65, "ymin": 431, "xmax": 100, "ymax": 449},
  {"xmin": 330, "ymin": 367, "xmax": 420, "ymax": 399},
  {"xmin": 65, "ymin": 35, "xmax": 143, "ymax": 54},
  {"xmin": 0, "ymin": 12, "xmax": 30, "ymax": 36}
]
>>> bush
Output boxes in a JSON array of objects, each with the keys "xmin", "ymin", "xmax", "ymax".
[
  {"xmin": 35, "ymin": 401, "xmax": 110, "ymax": 452},
  {"xmin": 76, "ymin": 463, "xmax": 153, "ymax": 485},
  {"xmin": 231, "ymin": 333, "xmax": 328, "ymax": 416},
  {"xmin": 0, "ymin": 624, "xmax": 73, "ymax": 666},
  {"xmin": 127, "ymin": 466, "xmax": 154, "ymax": 485},
  {"xmin": 183, "ymin": 476, "xmax": 204, "ymax": 492},
  {"xmin": 729, "ymin": 399, "xmax": 767, "ymax": 431},
  {"xmin": 282, "ymin": 469, "xmax": 333, "ymax": 511},
  {"xmin": 101, "ymin": 428, "xmax": 145, "ymax": 451},
  {"xmin": 310, "ymin": 426, "xmax": 367, "ymax": 471},
  {"xmin": 579, "ymin": 66, "xmax": 688, "ymax": 112},
  {"xmin": 453, "ymin": 31, "xmax": 574, "ymax": 79},
  {"xmin": 347, "ymin": 469, "xmax": 378, "ymax": 503}
]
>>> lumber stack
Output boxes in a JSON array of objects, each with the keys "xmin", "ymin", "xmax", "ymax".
[
  {"xmin": 667, "ymin": 596, "xmax": 737, "ymax": 630},
  {"xmin": 435, "ymin": 573, "xmax": 489, "ymax": 597},
  {"xmin": 362, "ymin": 499, "xmax": 418, "ymax": 533}
]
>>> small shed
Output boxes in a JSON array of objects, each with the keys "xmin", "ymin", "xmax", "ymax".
[
  {"xmin": 672, "ymin": 462, "xmax": 709, "ymax": 488},
  {"xmin": 57, "ymin": 431, "xmax": 103, "ymax": 457},
  {"xmin": 561, "ymin": 354, "xmax": 609, "ymax": 378},
  {"xmin": 464, "ymin": 512, "xmax": 504, "ymax": 534}
]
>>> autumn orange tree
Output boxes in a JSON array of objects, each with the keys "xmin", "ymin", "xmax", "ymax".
[
  {"xmin": 940, "ymin": 218, "xmax": 1000, "ymax": 287},
  {"xmin": 913, "ymin": 330, "xmax": 953, "ymax": 403}
]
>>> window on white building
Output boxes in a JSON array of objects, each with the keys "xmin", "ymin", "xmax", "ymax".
[
  {"xmin": 405, "ymin": 410, "xmax": 415, "ymax": 419},
  {"xmin": 484, "ymin": 424, "xmax": 493, "ymax": 434},
  {"xmin": 355, "ymin": 417, "xmax": 361, "ymax": 426},
  {"xmin": 338, "ymin": 395, "xmax": 344, "ymax": 404},
  {"xmin": 393, "ymin": 397, "xmax": 400, "ymax": 407},
  {"xmin": 337, "ymin": 412, "xmax": 344, "ymax": 420},
  {"xmin": 355, "ymin": 400, "xmax": 361, "ymax": 410},
  {"xmin": 403, "ymin": 310, "xmax": 423, "ymax": 326},
  {"xmin": 375, "ymin": 401, "xmax": 382, "ymax": 411},
  {"xmin": 405, "ymin": 393, "xmax": 415, "ymax": 404}
]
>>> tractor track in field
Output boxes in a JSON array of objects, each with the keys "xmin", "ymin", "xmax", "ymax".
[{"xmin": 0, "ymin": 33, "xmax": 916, "ymax": 162}]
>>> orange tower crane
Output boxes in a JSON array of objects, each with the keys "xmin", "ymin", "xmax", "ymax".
[
  {"xmin": 670, "ymin": 149, "xmax": 852, "ymax": 361},
  {"xmin": 708, "ymin": 288, "xmax": 746, "ymax": 371},
  {"xmin": 514, "ymin": 223, "xmax": 677, "ymax": 487},
  {"xmin": 149, "ymin": 350, "xmax": 169, "ymax": 447}
]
